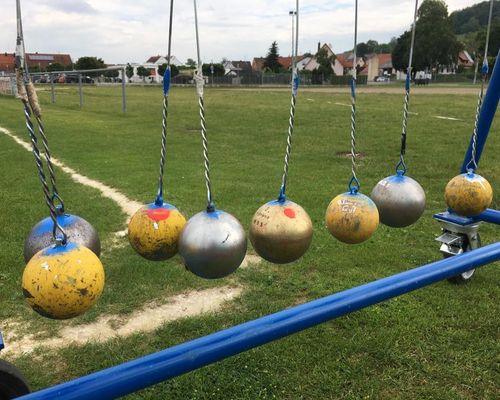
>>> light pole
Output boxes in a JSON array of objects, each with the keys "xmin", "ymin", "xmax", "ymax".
[{"xmin": 289, "ymin": 10, "xmax": 297, "ymax": 58}]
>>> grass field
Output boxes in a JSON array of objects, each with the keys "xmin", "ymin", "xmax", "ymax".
[{"xmin": 0, "ymin": 84, "xmax": 499, "ymax": 399}]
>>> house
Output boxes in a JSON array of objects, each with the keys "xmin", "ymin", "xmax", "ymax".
[
  {"xmin": 0, "ymin": 52, "xmax": 72, "ymax": 74},
  {"xmin": 145, "ymin": 55, "xmax": 184, "ymax": 67},
  {"xmin": 457, "ymin": 50, "xmax": 474, "ymax": 68},
  {"xmin": 365, "ymin": 53, "xmax": 394, "ymax": 81},
  {"xmin": 251, "ymin": 56, "xmax": 306, "ymax": 72},
  {"xmin": 0, "ymin": 53, "xmax": 15, "ymax": 75},
  {"xmin": 302, "ymin": 44, "xmax": 345, "ymax": 75},
  {"xmin": 26, "ymin": 53, "xmax": 72, "ymax": 70},
  {"xmin": 334, "ymin": 51, "xmax": 365, "ymax": 76},
  {"xmin": 223, "ymin": 60, "xmax": 252, "ymax": 76}
]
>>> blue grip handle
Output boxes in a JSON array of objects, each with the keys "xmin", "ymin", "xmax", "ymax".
[{"xmin": 163, "ymin": 68, "xmax": 171, "ymax": 95}]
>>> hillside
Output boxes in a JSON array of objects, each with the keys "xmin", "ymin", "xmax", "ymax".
[{"xmin": 451, "ymin": 0, "xmax": 500, "ymax": 35}]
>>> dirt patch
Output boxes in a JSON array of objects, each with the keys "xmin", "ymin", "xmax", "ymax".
[
  {"xmin": 336, "ymin": 151, "xmax": 366, "ymax": 159},
  {"xmin": 3, "ymin": 286, "xmax": 242, "ymax": 358}
]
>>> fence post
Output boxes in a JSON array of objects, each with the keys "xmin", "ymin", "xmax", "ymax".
[
  {"xmin": 50, "ymin": 74, "xmax": 55, "ymax": 103},
  {"xmin": 122, "ymin": 68, "xmax": 127, "ymax": 113},
  {"xmin": 78, "ymin": 74, "xmax": 83, "ymax": 109}
]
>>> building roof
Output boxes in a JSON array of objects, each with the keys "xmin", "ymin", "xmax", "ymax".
[
  {"xmin": 458, "ymin": 50, "xmax": 474, "ymax": 67},
  {"xmin": 377, "ymin": 53, "xmax": 393, "ymax": 69},
  {"xmin": 252, "ymin": 57, "xmax": 265, "ymax": 71},
  {"xmin": 231, "ymin": 61, "xmax": 252, "ymax": 72},
  {"xmin": 146, "ymin": 55, "xmax": 162, "ymax": 64},
  {"xmin": 26, "ymin": 53, "xmax": 72, "ymax": 68},
  {"xmin": 336, "ymin": 52, "xmax": 354, "ymax": 68}
]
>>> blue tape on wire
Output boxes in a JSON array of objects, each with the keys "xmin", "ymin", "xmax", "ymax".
[
  {"xmin": 405, "ymin": 73, "xmax": 411, "ymax": 91},
  {"xmin": 481, "ymin": 62, "xmax": 489, "ymax": 77},
  {"xmin": 350, "ymin": 78, "xmax": 356, "ymax": 98},
  {"xmin": 292, "ymin": 71, "xmax": 300, "ymax": 96},
  {"xmin": 163, "ymin": 68, "xmax": 171, "ymax": 95}
]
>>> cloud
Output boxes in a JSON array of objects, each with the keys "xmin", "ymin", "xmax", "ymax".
[
  {"xmin": 42, "ymin": 0, "xmax": 97, "ymax": 15},
  {"xmin": 0, "ymin": 0, "xmax": 486, "ymax": 65}
]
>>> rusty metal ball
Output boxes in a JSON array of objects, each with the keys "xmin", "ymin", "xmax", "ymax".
[
  {"xmin": 128, "ymin": 202, "xmax": 186, "ymax": 261},
  {"xmin": 445, "ymin": 172, "xmax": 493, "ymax": 217},
  {"xmin": 249, "ymin": 200, "xmax": 313, "ymax": 264},
  {"xmin": 179, "ymin": 209, "xmax": 247, "ymax": 279},
  {"xmin": 371, "ymin": 173, "xmax": 426, "ymax": 228},
  {"xmin": 24, "ymin": 211, "xmax": 100, "ymax": 263},
  {"xmin": 325, "ymin": 191, "xmax": 379, "ymax": 244}
]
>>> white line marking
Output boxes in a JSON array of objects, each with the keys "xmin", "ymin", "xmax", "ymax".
[
  {"xmin": 0, "ymin": 126, "xmax": 142, "ymax": 218},
  {"xmin": 434, "ymin": 116, "xmax": 462, "ymax": 121},
  {"xmin": 408, "ymin": 111, "xmax": 419, "ymax": 116},
  {"xmin": 334, "ymin": 102, "xmax": 351, "ymax": 108},
  {"xmin": 2, "ymin": 286, "xmax": 242, "ymax": 356}
]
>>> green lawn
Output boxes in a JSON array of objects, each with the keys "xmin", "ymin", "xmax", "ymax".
[{"xmin": 0, "ymin": 85, "xmax": 498, "ymax": 399}]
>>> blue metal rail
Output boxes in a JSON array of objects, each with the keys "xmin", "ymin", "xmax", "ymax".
[
  {"xmin": 434, "ymin": 208, "xmax": 500, "ymax": 226},
  {"xmin": 461, "ymin": 48, "xmax": 500, "ymax": 173},
  {"xmin": 18, "ymin": 242, "xmax": 500, "ymax": 400}
]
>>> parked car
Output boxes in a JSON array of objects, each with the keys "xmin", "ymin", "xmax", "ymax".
[{"xmin": 374, "ymin": 75, "xmax": 390, "ymax": 82}]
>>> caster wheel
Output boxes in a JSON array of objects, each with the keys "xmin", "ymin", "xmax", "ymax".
[{"xmin": 446, "ymin": 234, "xmax": 481, "ymax": 284}]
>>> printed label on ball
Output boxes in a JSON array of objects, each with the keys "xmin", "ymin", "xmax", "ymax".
[
  {"xmin": 338, "ymin": 199, "xmax": 357, "ymax": 213},
  {"xmin": 284, "ymin": 208, "xmax": 296, "ymax": 219},
  {"xmin": 147, "ymin": 208, "xmax": 171, "ymax": 222}
]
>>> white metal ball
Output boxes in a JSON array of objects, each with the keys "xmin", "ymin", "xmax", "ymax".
[
  {"xmin": 371, "ymin": 173, "xmax": 426, "ymax": 228},
  {"xmin": 179, "ymin": 209, "xmax": 247, "ymax": 279}
]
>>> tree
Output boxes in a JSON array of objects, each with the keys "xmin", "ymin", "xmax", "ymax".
[
  {"xmin": 136, "ymin": 66, "xmax": 150, "ymax": 82},
  {"xmin": 158, "ymin": 63, "xmax": 179, "ymax": 77},
  {"xmin": 46, "ymin": 62, "xmax": 65, "ymax": 72},
  {"xmin": 104, "ymin": 69, "xmax": 119, "ymax": 78},
  {"xmin": 263, "ymin": 41, "xmax": 281, "ymax": 73},
  {"xmin": 476, "ymin": 18, "xmax": 500, "ymax": 58},
  {"xmin": 313, "ymin": 48, "xmax": 336, "ymax": 82},
  {"xmin": 186, "ymin": 58, "xmax": 197, "ymax": 68},
  {"xmin": 392, "ymin": 0, "xmax": 461, "ymax": 71},
  {"xmin": 29, "ymin": 64, "xmax": 42, "ymax": 73},
  {"xmin": 75, "ymin": 56, "xmax": 106, "ymax": 77},
  {"xmin": 202, "ymin": 63, "xmax": 225, "ymax": 77},
  {"xmin": 126, "ymin": 63, "xmax": 134, "ymax": 79}
]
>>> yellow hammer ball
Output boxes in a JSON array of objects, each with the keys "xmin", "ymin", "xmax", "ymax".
[
  {"xmin": 22, "ymin": 242, "xmax": 105, "ymax": 319},
  {"xmin": 325, "ymin": 192, "xmax": 379, "ymax": 244},
  {"xmin": 128, "ymin": 202, "xmax": 187, "ymax": 261},
  {"xmin": 249, "ymin": 199, "xmax": 313, "ymax": 264},
  {"xmin": 445, "ymin": 172, "xmax": 493, "ymax": 217}
]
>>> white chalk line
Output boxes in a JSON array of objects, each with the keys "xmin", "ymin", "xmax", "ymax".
[
  {"xmin": 434, "ymin": 115, "xmax": 463, "ymax": 121},
  {"xmin": 0, "ymin": 125, "xmax": 264, "ymax": 355},
  {"xmin": 0, "ymin": 127, "xmax": 143, "ymax": 218},
  {"xmin": 3, "ymin": 286, "xmax": 242, "ymax": 357}
]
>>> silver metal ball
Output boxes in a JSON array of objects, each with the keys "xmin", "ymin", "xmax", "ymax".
[
  {"xmin": 371, "ymin": 174, "xmax": 426, "ymax": 228},
  {"xmin": 179, "ymin": 209, "xmax": 247, "ymax": 279},
  {"xmin": 24, "ymin": 212, "xmax": 101, "ymax": 262}
]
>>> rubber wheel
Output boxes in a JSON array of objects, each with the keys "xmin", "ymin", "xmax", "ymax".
[
  {"xmin": 0, "ymin": 360, "xmax": 30, "ymax": 399},
  {"xmin": 446, "ymin": 234, "xmax": 481, "ymax": 284}
]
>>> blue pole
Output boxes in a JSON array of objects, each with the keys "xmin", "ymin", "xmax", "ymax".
[
  {"xmin": 461, "ymin": 49, "xmax": 500, "ymax": 173},
  {"xmin": 18, "ymin": 242, "xmax": 500, "ymax": 400},
  {"xmin": 475, "ymin": 208, "xmax": 500, "ymax": 225}
]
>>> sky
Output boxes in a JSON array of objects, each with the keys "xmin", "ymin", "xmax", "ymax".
[{"xmin": 0, "ymin": 0, "xmax": 485, "ymax": 65}]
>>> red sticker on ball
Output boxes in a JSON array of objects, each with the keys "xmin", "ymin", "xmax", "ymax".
[
  {"xmin": 147, "ymin": 208, "xmax": 171, "ymax": 222},
  {"xmin": 284, "ymin": 208, "xmax": 296, "ymax": 219}
]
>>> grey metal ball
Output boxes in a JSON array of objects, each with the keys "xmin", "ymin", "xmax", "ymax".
[
  {"xmin": 179, "ymin": 209, "xmax": 247, "ymax": 279},
  {"xmin": 371, "ymin": 173, "xmax": 426, "ymax": 228},
  {"xmin": 24, "ymin": 213, "xmax": 101, "ymax": 262}
]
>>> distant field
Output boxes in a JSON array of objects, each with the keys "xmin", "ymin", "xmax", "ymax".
[{"xmin": 0, "ymin": 85, "xmax": 498, "ymax": 399}]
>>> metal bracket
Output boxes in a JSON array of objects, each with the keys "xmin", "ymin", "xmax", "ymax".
[{"xmin": 434, "ymin": 212, "xmax": 481, "ymax": 257}]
